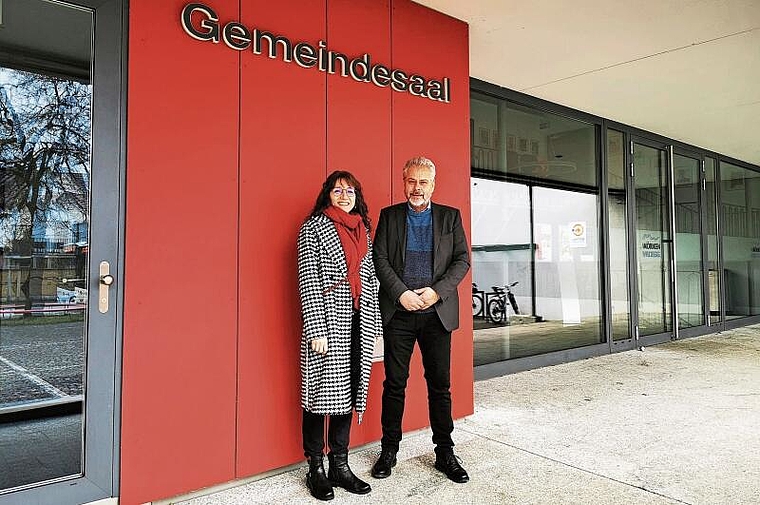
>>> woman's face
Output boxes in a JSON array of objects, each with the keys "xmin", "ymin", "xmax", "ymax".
[{"xmin": 329, "ymin": 178, "xmax": 356, "ymax": 213}]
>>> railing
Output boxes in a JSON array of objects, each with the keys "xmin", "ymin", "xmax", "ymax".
[
  {"xmin": 0, "ymin": 303, "xmax": 85, "ymax": 318},
  {"xmin": 721, "ymin": 203, "xmax": 750, "ymax": 237},
  {"xmin": 636, "ymin": 198, "xmax": 758, "ymax": 239}
]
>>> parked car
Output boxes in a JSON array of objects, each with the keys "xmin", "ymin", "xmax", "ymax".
[{"xmin": 56, "ymin": 286, "xmax": 87, "ymax": 304}]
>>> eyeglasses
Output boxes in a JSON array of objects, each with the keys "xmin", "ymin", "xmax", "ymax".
[{"xmin": 331, "ymin": 187, "xmax": 356, "ymax": 198}]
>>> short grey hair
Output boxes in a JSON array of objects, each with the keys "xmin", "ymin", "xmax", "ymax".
[{"xmin": 403, "ymin": 156, "xmax": 436, "ymax": 179}]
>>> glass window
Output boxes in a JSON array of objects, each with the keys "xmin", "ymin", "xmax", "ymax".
[
  {"xmin": 533, "ymin": 186, "xmax": 602, "ymax": 350},
  {"xmin": 0, "ymin": 0, "xmax": 92, "ymax": 491},
  {"xmin": 471, "ymin": 177, "xmax": 603, "ymax": 365},
  {"xmin": 470, "ymin": 93, "xmax": 603, "ymax": 365},
  {"xmin": 471, "ymin": 179, "xmax": 532, "ymax": 365},
  {"xmin": 705, "ymin": 158, "xmax": 722, "ymax": 324},
  {"xmin": 606, "ymin": 130, "xmax": 630, "ymax": 340},
  {"xmin": 470, "ymin": 94, "xmax": 501, "ymax": 173},
  {"xmin": 673, "ymin": 154, "xmax": 705, "ymax": 329},
  {"xmin": 719, "ymin": 162, "xmax": 760, "ymax": 319},
  {"xmin": 471, "ymin": 92, "xmax": 597, "ymax": 187}
]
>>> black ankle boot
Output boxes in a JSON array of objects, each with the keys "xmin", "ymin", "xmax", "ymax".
[
  {"xmin": 306, "ymin": 455, "xmax": 334, "ymax": 501},
  {"xmin": 434, "ymin": 449, "xmax": 469, "ymax": 483},
  {"xmin": 328, "ymin": 452, "xmax": 371, "ymax": 494},
  {"xmin": 371, "ymin": 448, "xmax": 397, "ymax": 478}
]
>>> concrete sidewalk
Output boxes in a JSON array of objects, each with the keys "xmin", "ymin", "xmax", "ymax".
[{"xmin": 176, "ymin": 324, "xmax": 760, "ymax": 505}]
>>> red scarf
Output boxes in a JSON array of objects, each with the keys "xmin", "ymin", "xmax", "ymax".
[{"xmin": 323, "ymin": 206, "xmax": 368, "ymax": 309}]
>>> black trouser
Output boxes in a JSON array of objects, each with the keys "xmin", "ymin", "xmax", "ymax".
[
  {"xmin": 302, "ymin": 410, "xmax": 352, "ymax": 458},
  {"xmin": 380, "ymin": 311, "xmax": 453, "ymax": 452},
  {"xmin": 302, "ymin": 312, "xmax": 361, "ymax": 458}
]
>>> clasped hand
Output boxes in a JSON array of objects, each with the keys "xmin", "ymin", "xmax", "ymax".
[
  {"xmin": 311, "ymin": 337, "xmax": 328, "ymax": 355},
  {"xmin": 312, "ymin": 287, "xmax": 439, "ymax": 353},
  {"xmin": 399, "ymin": 287, "xmax": 439, "ymax": 311}
]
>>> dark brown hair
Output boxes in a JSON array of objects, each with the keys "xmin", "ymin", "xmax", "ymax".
[{"xmin": 308, "ymin": 170, "xmax": 371, "ymax": 231}]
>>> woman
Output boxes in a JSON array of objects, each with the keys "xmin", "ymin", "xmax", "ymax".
[{"xmin": 297, "ymin": 170, "xmax": 382, "ymax": 501}]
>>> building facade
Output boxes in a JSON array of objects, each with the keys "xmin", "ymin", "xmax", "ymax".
[{"xmin": 0, "ymin": 1, "xmax": 757, "ymax": 504}]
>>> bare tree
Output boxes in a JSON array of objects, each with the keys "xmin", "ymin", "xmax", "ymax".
[{"xmin": 0, "ymin": 68, "xmax": 91, "ymax": 310}]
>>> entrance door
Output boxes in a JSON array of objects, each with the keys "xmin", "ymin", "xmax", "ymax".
[
  {"xmin": 673, "ymin": 151, "xmax": 710, "ymax": 337},
  {"xmin": 0, "ymin": 1, "xmax": 123, "ymax": 504},
  {"xmin": 631, "ymin": 140, "xmax": 674, "ymax": 345}
]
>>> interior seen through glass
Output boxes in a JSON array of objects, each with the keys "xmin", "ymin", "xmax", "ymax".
[{"xmin": 471, "ymin": 178, "xmax": 603, "ymax": 364}]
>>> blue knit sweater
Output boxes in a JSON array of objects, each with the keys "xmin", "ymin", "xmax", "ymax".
[{"xmin": 402, "ymin": 204, "xmax": 434, "ymax": 312}]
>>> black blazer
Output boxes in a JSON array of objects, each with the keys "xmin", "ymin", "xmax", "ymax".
[{"xmin": 373, "ymin": 202, "xmax": 470, "ymax": 332}]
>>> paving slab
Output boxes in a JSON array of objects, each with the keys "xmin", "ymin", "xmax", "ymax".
[{"xmin": 173, "ymin": 324, "xmax": 760, "ymax": 505}]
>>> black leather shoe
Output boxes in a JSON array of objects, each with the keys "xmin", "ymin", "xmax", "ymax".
[
  {"xmin": 434, "ymin": 451, "xmax": 469, "ymax": 483},
  {"xmin": 328, "ymin": 452, "xmax": 371, "ymax": 494},
  {"xmin": 370, "ymin": 448, "xmax": 397, "ymax": 479},
  {"xmin": 306, "ymin": 455, "xmax": 335, "ymax": 500}
]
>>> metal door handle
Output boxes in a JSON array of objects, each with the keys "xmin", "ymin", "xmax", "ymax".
[{"xmin": 99, "ymin": 261, "xmax": 113, "ymax": 313}]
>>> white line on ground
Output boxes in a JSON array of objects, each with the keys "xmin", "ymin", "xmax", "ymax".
[{"xmin": 0, "ymin": 355, "xmax": 68, "ymax": 398}]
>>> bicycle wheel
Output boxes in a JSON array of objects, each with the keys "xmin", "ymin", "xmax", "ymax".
[
  {"xmin": 488, "ymin": 299, "xmax": 506, "ymax": 324},
  {"xmin": 472, "ymin": 295, "xmax": 483, "ymax": 317}
]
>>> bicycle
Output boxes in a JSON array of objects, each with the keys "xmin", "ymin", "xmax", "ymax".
[
  {"xmin": 487, "ymin": 281, "xmax": 520, "ymax": 324},
  {"xmin": 472, "ymin": 283, "xmax": 485, "ymax": 318}
]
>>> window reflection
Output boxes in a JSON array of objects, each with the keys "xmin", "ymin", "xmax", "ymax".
[
  {"xmin": 720, "ymin": 162, "xmax": 760, "ymax": 319},
  {"xmin": 471, "ymin": 92, "xmax": 597, "ymax": 187}
]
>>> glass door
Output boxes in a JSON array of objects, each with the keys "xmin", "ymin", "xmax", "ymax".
[
  {"xmin": 631, "ymin": 140, "xmax": 673, "ymax": 345},
  {"xmin": 0, "ymin": 1, "xmax": 122, "ymax": 504},
  {"xmin": 673, "ymin": 151, "xmax": 710, "ymax": 337}
]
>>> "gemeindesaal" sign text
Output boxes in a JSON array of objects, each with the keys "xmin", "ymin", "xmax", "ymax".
[{"xmin": 181, "ymin": 3, "xmax": 452, "ymax": 103}]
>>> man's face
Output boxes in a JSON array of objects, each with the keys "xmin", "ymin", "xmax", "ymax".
[{"xmin": 403, "ymin": 165, "xmax": 435, "ymax": 212}]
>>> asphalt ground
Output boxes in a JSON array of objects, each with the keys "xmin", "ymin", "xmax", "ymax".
[
  {"xmin": 0, "ymin": 414, "xmax": 81, "ymax": 490},
  {"xmin": 171, "ymin": 323, "xmax": 760, "ymax": 505},
  {"xmin": 0, "ymin": 319, "xmax": 85, "ymax": 491},
  {"xmin": 0, "ymin": 319, "xmax": 84, "ymax": 406}
]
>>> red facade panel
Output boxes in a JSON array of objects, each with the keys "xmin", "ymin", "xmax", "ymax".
[
  {"xmin": 236, "ymin": 0, "xmax": 327, "ymax": 477},
  {"xmin": 121, "ymin": 1, "xmax": 239, "ymax": 504},
  {"xmin": 326, "ymin": 0, "xmax": 392, "ymax": 226},
  {"xmin": 122, "ymin": 0, "xmax": 469, "ymax": 502}
]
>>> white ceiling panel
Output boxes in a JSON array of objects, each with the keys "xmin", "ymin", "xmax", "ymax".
[{"xmin": 416, "ymin": 0, "xmax": 760, "ymax": 165}]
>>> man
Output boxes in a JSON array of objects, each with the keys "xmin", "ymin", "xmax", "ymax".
[{"xmin": 371, "ymin": 156, "xmax": 470, "ymax": 483}]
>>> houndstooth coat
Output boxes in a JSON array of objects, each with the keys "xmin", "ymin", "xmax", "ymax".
[{"xmin": 297, "ymin": 213, "xmax": 382, "ymax": 418}]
